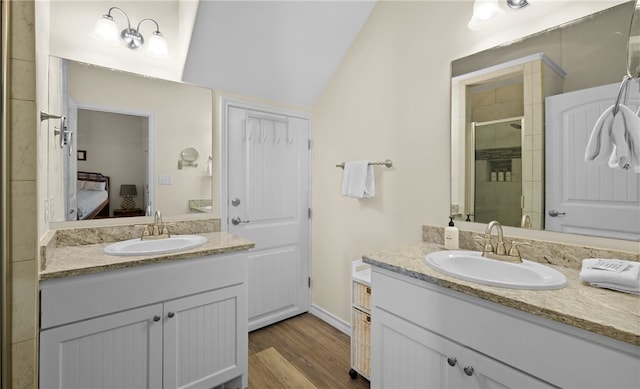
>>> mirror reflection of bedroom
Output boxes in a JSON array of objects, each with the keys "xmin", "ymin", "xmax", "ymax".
[
  {"xmin": 47, "ymin": 57, "xmax": 214, "ymax": 223},
  {"xmin": 74, "ymin": 109, "xmax": 149, "ymax": 220}
]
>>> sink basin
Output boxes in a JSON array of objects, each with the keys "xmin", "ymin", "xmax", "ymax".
[
  {"xmin": 424, "ymin": 250, "xmax": 567, "ymax": 290},
  {"xmin": 104, "ymin": 235, "xmax": 207, "ymax": 256}
]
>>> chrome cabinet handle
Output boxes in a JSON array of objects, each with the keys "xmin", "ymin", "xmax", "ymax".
[
  {"xmin": 153, "ymin": 315, "xmax": 161, "ymax": 322},
  {"xmin": 548, "ymin": 209, "xmax": 566, "ymax": 217},
  {"xmin": 231, "ymin": 217, "xmax": 250, "ymax": 225},
  {"xmin": 231, "ymin": 198, "xmax": 241, "ymax": 207},
  {"xmin": 167, "ymin": 312, "xmax": 175, "ymax": 318},
  {"xmin": 447, "ymin": 357, "xmax": 457, "ymax": 367},
  {"xmin": 463, "ymin": 366, "xmax": 474, "ymax": 376}
]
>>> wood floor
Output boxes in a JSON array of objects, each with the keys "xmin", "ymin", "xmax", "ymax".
[{"xmin": 248, "ymin": 313, "xmax": 370, "ymax": 389}]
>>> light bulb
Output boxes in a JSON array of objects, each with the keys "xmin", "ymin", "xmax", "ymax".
[
  {"xmin": 93, "ymin": 15, "xmax": 119, "ymax": 42},
  {"xmin": 468, "ymin": 0, "xmax": 505, "ymax": 30},
  {"xmin": 147, "ymin": 31, "xmax": 168, "ymax": 56}
]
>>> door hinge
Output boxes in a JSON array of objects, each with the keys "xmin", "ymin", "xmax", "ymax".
[
  {"xmin": 308, "ymin": 277, "xmax": 311, "ymax": 288},
  {"xmin": 308, "ymin": 139, "xmax": 312, "ymax": 150},
  {"xmin": 308, "ymin": 208, "xmax": 312, "ymax": 219}
]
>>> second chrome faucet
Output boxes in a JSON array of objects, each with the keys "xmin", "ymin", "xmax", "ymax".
[
  {"xmin": 474, "ymin": 221, "xmax": 529, "ymax": 263},
  {"xmin": 139, "ymin": 210, "xmax": 171, "ymax": 240}
]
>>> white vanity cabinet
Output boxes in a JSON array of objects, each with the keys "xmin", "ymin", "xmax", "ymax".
[
  {"xmin": 40, "ymin": 251, "xmax": 248, "ymax": 389},
  {"xmin": 374, "ymin": 308, "xmax": 551, "ymax": 388},
  {"xmin": 371, "ymin": 267, "xmax": 640, "ymax": 389}
]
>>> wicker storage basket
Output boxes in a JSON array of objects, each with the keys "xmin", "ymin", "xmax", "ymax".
[
  {"xmin": 353, "ymin": 281, "xmax": 371, "ymax": 311},
  {"xmin": 352, "ymin": 308, "xmax": 371, "ymax": 377}
]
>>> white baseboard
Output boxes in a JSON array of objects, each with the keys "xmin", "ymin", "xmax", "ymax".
[{"xmin": 309, "ymin": 304, "xmax": 351, "ymax": 336}]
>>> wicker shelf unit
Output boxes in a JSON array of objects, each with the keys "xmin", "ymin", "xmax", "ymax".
[{"xmin": 349, "ymin": 260, "xmax": 371, "ymax": 381}]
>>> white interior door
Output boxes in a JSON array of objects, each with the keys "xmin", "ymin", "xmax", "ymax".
[
  {"xmin": 546, "ymin": 82, "xmax": 640, "ymax": 240},
  {"xmin": 225, "ymin": 101, "xmax": 310, "ymax": 331}
]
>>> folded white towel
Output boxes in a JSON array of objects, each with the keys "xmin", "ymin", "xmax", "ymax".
[
  {"xmin": 341, "ymin": 161, "xmax": 375, "ymax": 199},
  {"xmin": 580, "ymin": 258, "xmax": 640, "ymax": 295}
]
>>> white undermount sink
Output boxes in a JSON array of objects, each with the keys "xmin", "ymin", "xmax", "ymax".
[
  {"xmin": 424, "ymin": 250, "xmax": 567, "ymax": 290},
  {"xmin": 104, "ymin": 235, "xmax": 208, "ymax": 256}
]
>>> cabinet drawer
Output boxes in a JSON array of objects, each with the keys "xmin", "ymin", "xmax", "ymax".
[
  {"xmin": 352, "ymin": 281, "xmax": 371, "ymax": 310},
  {"xmin": 352, "ymin": 308, "xmax": 371, "ymax": 377}
]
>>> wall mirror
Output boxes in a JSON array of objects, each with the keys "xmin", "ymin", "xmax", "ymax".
[
  {"xmin": 47, "ymin": 57, "xmax": 214, "ymax": 223},
  {"xmin": 451, "ymin": 1, "xmax": 640, "ymax": 241}
]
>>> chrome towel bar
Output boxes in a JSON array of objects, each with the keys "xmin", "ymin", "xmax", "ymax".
[{"xmin": 336, "ymin": 159, "xmax": 393, "ymax": 169}]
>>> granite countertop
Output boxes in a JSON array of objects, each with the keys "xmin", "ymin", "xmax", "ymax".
[
  {"xmin": 363, "ymin": 241, "xmax": 640, "ymax": 347},
  {"xmin": 40, "ymin": 232, "xmax": 255, "ymax": 281}
]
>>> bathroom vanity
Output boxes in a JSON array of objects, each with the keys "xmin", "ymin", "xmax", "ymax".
[
  {"xmin": 39, "ymin": 231, "xmax": 254, "ymax": 389},
  {"xmin": 365, "ymin": 241, "xmax": 640, "ymax": 389}
]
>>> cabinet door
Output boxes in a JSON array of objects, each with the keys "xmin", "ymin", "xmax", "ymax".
[
  {"xmin": 163, "ymin": 284, "xmax": 247, "ymax": 389},
  {"xmin": 461, "ymin": 348, "xmax": 556, "ymax": 389},
  {"xmin": 40, "ymin": 304, "xmax": 163, "ymax": 389},
  {"xmin": 372, "ymin": 309, "xmax": 464, "ymax": 388}
]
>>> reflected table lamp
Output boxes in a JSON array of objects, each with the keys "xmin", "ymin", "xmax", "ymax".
[{"xmin": 119, "ymin": 184, "xmax": 137, "ymax": 209}]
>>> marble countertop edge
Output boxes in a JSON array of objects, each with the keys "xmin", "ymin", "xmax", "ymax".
[
  {"xmin": 39, "ymin": 232, "xmax": 255, "ymax": 281},
  {"xmin": 363, "ymin": 242, "xmax": 640, "ymax": 347}
]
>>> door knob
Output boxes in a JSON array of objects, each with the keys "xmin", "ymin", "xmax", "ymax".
[
  {"xmin": 548, "ymin": 209, "xmax": 567, "ymax": 217},
  {"xmin": 231, "ymin": 217, "xmax": 250, "ymax": 225},
  {"xmin": 231, "ymin": 198, "xmax": 241, "ymax": 207}
]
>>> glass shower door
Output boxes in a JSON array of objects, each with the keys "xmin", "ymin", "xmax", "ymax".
[{"xmin": 472, "ymin": 117, "xmax": 523, "ymax": 227}]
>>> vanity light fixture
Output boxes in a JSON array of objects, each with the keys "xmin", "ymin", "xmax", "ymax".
[
  {"xmin": 506, "ymin": 0, "xmax": 529, "ymax": 9},
  {"xmin": 93, "ymin": 7, "xmax": 168, "ymax": 56}
]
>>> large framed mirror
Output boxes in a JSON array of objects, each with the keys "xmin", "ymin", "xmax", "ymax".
[
  {"xmin": 451, "ymin": 1, "xmax": 640, "ymax": 241},
  {"xmin": 47, "ymin": 57, "xmax": 214, "ymax": 223}
]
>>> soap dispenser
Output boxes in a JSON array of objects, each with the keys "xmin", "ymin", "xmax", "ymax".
[{"xmin": 444, "ymin": 217, "xmax": 459, "ymax": 250}]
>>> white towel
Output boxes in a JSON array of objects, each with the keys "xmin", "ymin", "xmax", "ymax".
[
  {"xmin": 585, "ymin": 105, "xmax": 616, "ymax": 165},
  {"xmin": 579, "ymin": 258, "xmax": 640, "ymax": 295},
  {"xmin": 341, "ymin": 161, "xmax": 375, "ymax": 199},
  {"xmin": 607, "ymin": 105, "xmax": 640, "ymax": 172},
  {"xmin": 586, "ymin": 104, "xmax": 640, "ymax": 173}
]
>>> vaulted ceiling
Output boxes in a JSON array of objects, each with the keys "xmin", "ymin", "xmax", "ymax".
[{"xmin": 182, "ymin": 1, "xmax": 376, "ymax": 107}]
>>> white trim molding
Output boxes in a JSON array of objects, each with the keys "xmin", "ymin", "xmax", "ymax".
[{"xmin": 309, "ymin": 304, "xmax": 351, "ymax": 336}]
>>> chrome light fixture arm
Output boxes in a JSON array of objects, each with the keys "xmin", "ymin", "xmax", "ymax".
[
  {"xmin": 137, "ymin": 18, "xmax": 162, "ymax": 35},
  {"xmin": 104, "ymin": 6, "xmax": 132, "ymax": 31},
  {"xmin": 124, "ymin": 18, "xmax": 164, "ymax": 50},
  {"xmin": 506, "ymin": 0, "xmax": 529, "ymax": 9}
]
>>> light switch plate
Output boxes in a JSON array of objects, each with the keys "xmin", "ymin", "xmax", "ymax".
[{"xmin": 158, "ymin": 175, "xmax": 173, "ymax": 185}]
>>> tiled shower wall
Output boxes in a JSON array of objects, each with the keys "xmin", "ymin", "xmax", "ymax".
[{"xmin": 8, "ymin": 0, "xmax": 39, "ymax": 387}]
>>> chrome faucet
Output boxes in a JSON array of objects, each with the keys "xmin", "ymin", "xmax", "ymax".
[
  {"xmin": 139, "ymin": 210, "xmax": 171, "ymax": 240},
  {"xmin": 475, "ymin": 221, "xmax": 528, "ymax": 263},
  {"xmin": 154, "ymin": 210, "xmax": 162, "ymax": 228},
  {"xmin": 485, "ymin": 220, "xmax": 507, "ymax": 255}
]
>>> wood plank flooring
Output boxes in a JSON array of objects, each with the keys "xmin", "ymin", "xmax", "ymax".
[
  {"xmin": 249, "ymin": 347, "xmax": 318, "ymax": 388},
  {"xmin": 248, "ymin": 313, "xmax": 370, "ymax": 389}
]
